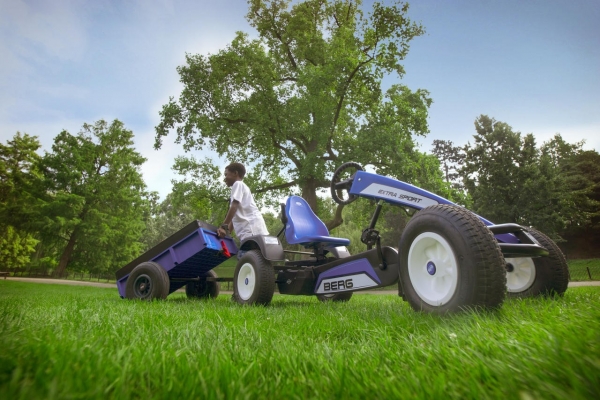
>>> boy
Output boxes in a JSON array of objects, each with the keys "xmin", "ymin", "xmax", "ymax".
[{"xmin": 217, "ymin": 163, "xmax": 269, "ymax": 243}]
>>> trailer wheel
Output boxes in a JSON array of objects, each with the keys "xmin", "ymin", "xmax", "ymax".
[
  {"xmin": 317, "ymin": 292, "xmax": 353, "ymax": 302},
  {"xmin": 186, "ymin": 270, "xmax": 220, "ymax": 299},
  {"xmin": 506, "ymin": 228, "xmax": 569, "ymax": 298},
  {"xmin": 399, "ymin": 205, "xmax": 506, "ymax": 314},
  {"xmin": 125, "ymin": 261, "xmax": 169, "ymax": 300},
  {"xmin": 233, "ymin": 250, "xmax": 275, "ymax": 305}
]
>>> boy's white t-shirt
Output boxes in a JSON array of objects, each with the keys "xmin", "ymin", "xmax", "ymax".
[{"xmin": 230, "ymin": 180, "xmax": 269, "ymax": 241}]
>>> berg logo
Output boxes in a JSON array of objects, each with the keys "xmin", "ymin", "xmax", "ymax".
[{"xmin": 316, "ymin": 273, "xmax": 379, "ymax": 294}]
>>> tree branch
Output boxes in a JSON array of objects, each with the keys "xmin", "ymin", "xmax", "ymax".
[
  {"xmin": 222, "ymin": 117, "xmax": 249, "ymax": 124},
  {"xmin": 255, "ymin": 180, "xmax": 298, "ymax": 194},
  {"xmin": 328, "ymin": 58, "xmax": 373, "ymax": 150},
  {"xmin": 269, "ymin": 127, "xmax": 301, "ymax": 169},
  {"xmin": 325, "ymin": 203, "xmax": 346, "ymax": 230}
]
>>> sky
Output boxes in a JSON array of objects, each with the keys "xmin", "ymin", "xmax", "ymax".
[{"xmin": 1, "ymin": 0, "xmax": 599, "ymax": 200}]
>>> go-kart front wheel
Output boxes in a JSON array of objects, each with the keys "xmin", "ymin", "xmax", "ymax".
[
  {"xmin": 506, "ymin": 228, "xmax": 569, "ymax": 298},
  {"xmin": 186, "ymin": 269, "xmax": 220, "ymax": 299},
  {"xmin": 399, "ymin": 205, "xmax": 506, "ymax": 314},
  {"xmin": 233, "ymin": 250, "xmax": 275, "ymax": 306}
]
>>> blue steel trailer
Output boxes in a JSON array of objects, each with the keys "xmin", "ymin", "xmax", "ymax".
[{"xmin": 115, "ymin": 220, "xmax": 237, "ymax": 300}]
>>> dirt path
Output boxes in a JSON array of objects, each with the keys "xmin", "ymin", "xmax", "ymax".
[{"xmin": 4, "ymin": 277, "xmax": 599, "ymax": 295}]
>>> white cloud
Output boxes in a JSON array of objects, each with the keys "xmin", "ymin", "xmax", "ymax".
[{"xmin": 0, "ymin": 0, "xmax": 88, "ymax": 63}]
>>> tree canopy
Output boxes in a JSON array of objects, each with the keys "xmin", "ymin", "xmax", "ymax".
[
  {"xmin": 155, "ymin": 0, "xmax": 434, "ymax": 227},
  {"xmin": 37, "ymin": 120, "xmax": 150, "ymax": 276},
  {"xmin": 0, "ymin": 132, "xmax": 42, "ymax": 232},
  {"xmin": 458, "ymin": 115, "xmax": 600, "ymax": 241}
]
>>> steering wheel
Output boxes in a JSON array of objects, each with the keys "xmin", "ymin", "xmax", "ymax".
[{"xmin": 330, "ymin": 162, "xmax": 364, "ymax": 205}]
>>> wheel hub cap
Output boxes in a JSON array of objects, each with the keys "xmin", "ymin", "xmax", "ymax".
[
  {"xmin": 237, "ymin": 263, "xmax": 256, "ymax": 301},
  {"xmin": 505, "ymin": 257, "xmax": 536, "ymax": 292},
  {"xmin": 407, "ymin": 232, "xmax": 458, "ymax": 306},
  {"xmin": 427, "ymin": 261, "xmax": 436, "ymax": 275}
]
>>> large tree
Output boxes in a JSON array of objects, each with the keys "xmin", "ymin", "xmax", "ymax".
[
  {"xmin": 0, "ymin": 133, "xmax": 43, "ymax": 269},
  {"xmin": 461, "ymin": 115, "xmax": 573, "ymax": 238},
  {"xmin": 0, "ymin": 132, "xmax": 42, "ymax": 231},
  {"xmin": 155, "ymin": 0, "xmax": 432, "ymax": 228},
  {"xmin": 38, "ymin": 120, "xmax": 149, "ymax": 276},
  {"xmin": 540, "ymin": 135, "xmax": 600, "ymax": 256},
  {"xmin": 431, "ymin": 139, "xmax": 465, "ymax": 189}
]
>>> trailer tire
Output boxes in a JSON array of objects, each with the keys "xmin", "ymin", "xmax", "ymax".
[
  {"xmin": 125, "ymin": 261, "xmax": 169, "ymax": 300},
  {"xmin": 186, "ymin": 269, "xmax": 220, "ymax": 299},
  {"xmin": 233, "ymin": 250, "xmax": 275, "ymax": 305},
  {"xmin": 317, "ymin": 292, "xmax": 353, "ymax": 302},
  {"xmin": 506, "ymin": 228, "xmax": 569, "ymax": 298},
  {"xmin": 399, "ymin": 205, "xmax": 506, "ymax": 314}
]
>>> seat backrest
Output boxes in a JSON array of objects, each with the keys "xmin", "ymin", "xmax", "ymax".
[{"xmin": 285, "ymin": 196, "xmax": 329, "ymax": 243}]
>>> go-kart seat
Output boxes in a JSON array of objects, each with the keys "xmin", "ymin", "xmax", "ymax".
[{"xmin": 284, "ymin": 196, "xmax": 350, "ymax": 248}]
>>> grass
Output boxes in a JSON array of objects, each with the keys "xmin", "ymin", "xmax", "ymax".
[{"xmin": 1, "ymin": 281, "xmax": 599, "ymax": 399}]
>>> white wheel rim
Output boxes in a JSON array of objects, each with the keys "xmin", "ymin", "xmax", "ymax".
[
  {"xmin": 237, "ymin": 262, "xmax": 256, "ymax": 301},
  {"xmin": 505, "ymin": 257, "xmax": 536, "ymax": 292},
  {"xmin": 407, "ymin": 232, "xmax": 458, "ymax": 306}
]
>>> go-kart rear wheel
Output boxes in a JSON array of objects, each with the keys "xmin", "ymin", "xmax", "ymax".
[
  {"xmin": 233, "ymin": 250, "xmax": 275, "ymax": 305},
  {"xmin": 399, "ymin": 205, "xmax": 506, "ymax": 314},
  {"xmin": 186, "ymin": 269, "xmax": 220, "ymax": 299},
  {"xmin": 317, "ymin": 292, "xmax": 353, "ymax": 302},
  {"xmin": 506, "ymin": 228, "xmax": 569, "ymax": 298},
  {"xmin": 125, "ymin": 261, "xmax": 170, "ymax": 300}
]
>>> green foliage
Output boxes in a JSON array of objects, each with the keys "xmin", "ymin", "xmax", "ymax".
[
  {"xmin": 0, "ymin": 132, "xmax": 42, "ymax": 232},
  {"xmin": 541, "ymin": 135, "xmax": 600, "ymax": 233},
  {"xmin": 461, "ymin": 115, "xmax": 572, "ymax": 238},
  {"xmin": 156, "ymin": 0, "xmax": 433, "ymax": 223},
  {"xmin": 36, "ymin": 120, "xmax": 150, "ymax": 275},
  {"xmin": 1, "ymin": 281, "xmax": 599, "ymax": 399},
  {"xmin": 0, "ymin": 226, "xmax": 38, "ymax": 269}
]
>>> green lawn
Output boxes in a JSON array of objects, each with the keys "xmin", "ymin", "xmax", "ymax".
[{"xmin": 1, "ymin": 281, "xmax": 598, "ymax": 400}]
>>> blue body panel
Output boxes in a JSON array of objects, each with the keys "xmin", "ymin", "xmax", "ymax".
[{"xmin": 349, "ymin": 171, "xmax": 518, "ymax": 244}]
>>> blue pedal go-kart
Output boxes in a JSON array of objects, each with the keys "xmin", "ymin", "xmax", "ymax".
[{"xmin": 116, "ymin": 162, "xmax": 569, "ymax": 314}]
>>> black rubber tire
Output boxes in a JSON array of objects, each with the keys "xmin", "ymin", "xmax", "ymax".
[
  {"xmin": 125, "ymin": 261, "xmax": 170, "ymax": 300},
  {"xmin": 317, "ymin": 292, "xmax": 353, "ymax": 302},
  {"xmin": 186, "ymin": 269, "xmax": 220, "ymax": 299},
  {"xmin": 399, "ymin": 205, "xmax": 506, "ymax": 314},
  {"xmin": 506, "ymin": 228, "xmax": 569, "ymax": 298},
  {"xmin": 330, "ymin": 162, "xmax": 363, "ymax": 205},
  {"xmin": 233, "ymin": 250, "xmax": 275, "ymax": 305}
]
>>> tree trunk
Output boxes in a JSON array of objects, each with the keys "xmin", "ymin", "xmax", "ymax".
[
  {"xmin": 301, "ymin": 178, "xmax": 319, "ymax": 212},
  {"xmin": 301, "ymin": 177, "xmax": 346, "ymax": 231},
  {"xmin": 54, "ymin": 229, "xmax": 77, "ymax": 277},
  {"xmin": 325, "ymin": 203, "xmax": 345, "ymax": 231}
]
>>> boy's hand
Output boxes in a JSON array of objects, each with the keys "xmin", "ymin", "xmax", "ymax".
[{"xmin": 217, "ymin": 224, "xmax": 230, "ymax": 238}]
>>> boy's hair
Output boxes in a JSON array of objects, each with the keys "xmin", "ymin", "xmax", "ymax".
[{"xmin": 225, "ymin": 162, "xmax": 246, "ymax": 178}]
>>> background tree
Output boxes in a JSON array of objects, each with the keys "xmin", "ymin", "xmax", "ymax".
[
  {"xmin": 0, "ymin": 226, "xmax": 38, "ymax": 269},
  {"xmin": 540, "ymin": 135, "xmax": 600, "ymax": 256},
  {"xmin": 0, "ymin": 133, "xmax": 43, "ymax": 268},
  {"xmin": 0, "ymin": 132, "xmax": 42, "ymax": 231},
  {"xmin": 37, "ymin": 120, "xmax": 150, "ymax": 276},
  {"xmin": 461, "ymin": 115, "xmax": 571, "ymax": 238},
  {"xmin": 155, "ymin": 0, "xmax": 434, "ymax": 228},
  {"xmin": 431, "ymin": 139, "xmax": 465, "ymax": 189}
]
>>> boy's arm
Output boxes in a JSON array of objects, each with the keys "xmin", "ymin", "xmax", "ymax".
[{"xmin": 217, "ymin": 200, "xmax": 240, "ymax": 238}]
